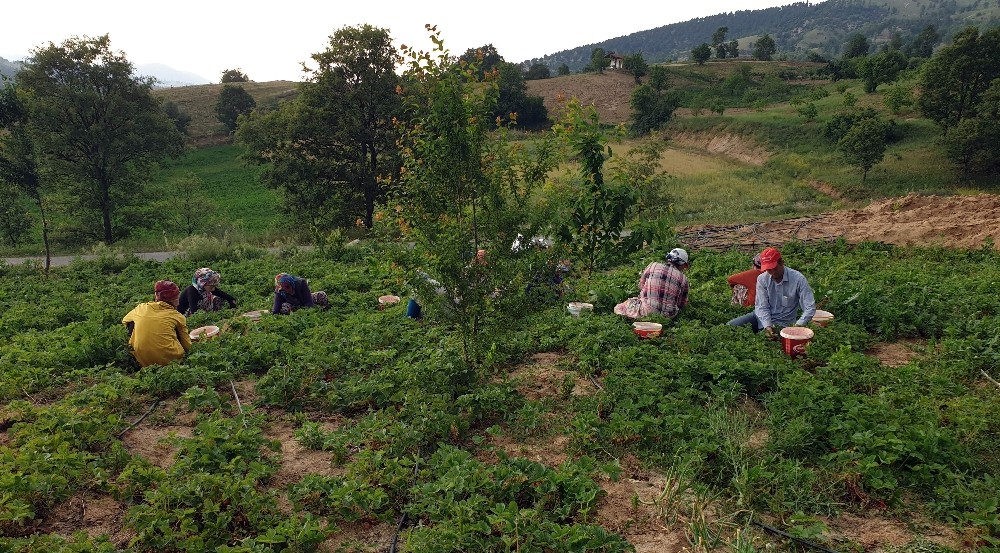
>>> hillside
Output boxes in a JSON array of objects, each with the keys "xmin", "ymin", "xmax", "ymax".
[
  {"xmin": 527, "ymin": 0, "xmax": 1000, "ymax": 70},
  {"xmin": 153, "ymin": 81, "xmax": 299, "ymax": 145}
]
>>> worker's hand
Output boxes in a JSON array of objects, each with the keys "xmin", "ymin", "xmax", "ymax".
[{"xmin": 764, "ymin": 326, "xmax": 775, "ymax": 338}]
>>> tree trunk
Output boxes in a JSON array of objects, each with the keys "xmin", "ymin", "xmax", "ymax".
[{"xmin": 100, "ymin": 178, "xmax": 113, "ymax": 244}]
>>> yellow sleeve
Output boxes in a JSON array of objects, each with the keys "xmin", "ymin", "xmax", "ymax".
[
  {"xmin": 122, "ymin": 305, "xmax": 138, "ymax": 325},
  {"xmin": 176, "ymin": 315, "xmax": 192, "ymax": 353}
]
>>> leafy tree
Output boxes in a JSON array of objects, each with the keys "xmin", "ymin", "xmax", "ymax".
[
  {"xmin": 691, "ymin": 43, "xmax": 712, "ymax": 65},
  {"xmin": 647, "ymin": 66, "xmax": 670, "ymax": 92},
  {"xmin": 797, "ymin": 102, "xmax": 819, "ymax": 122},
  {"xmin": 459, "ymin": 44, "xmax": 504, "ymax": 76},
  {"xmin": 589, "ymin": 48, "xmax": 609, "ymax": 74},
  {"xmin": 882, "ymin": 83, "xmax": 913, "ymax": 114},
  {"xmin": 14, "ymin": 35, "xmax": 183, "ymax": 245},
  {"xmin": 712, "ymin": 27, "xmax": 729, "ymax": 59},
  {"xmin": 0, "ymin": 82, "xmax": 52, "ymax": 268},
  {"xmin": 837, "ymin": 116, "xmax": 890, "ymax": 183},
  {"xmin": 728, "ymin": 40, "xmax": 740, "ymax": 59},
  {"xmin": 557, "ymin": 63, "xmax": 570, "ymax": 76},
  {"xmin": 163, "ymin": 100, "xmax": 192, "ymax": 135},
  {"xmin": 215, "ymin": 84, "xmax": 256, "ymax": 133},
  {"xmin": 220, "ymin": 68, "xmax": 249, "ymax": 83},
  {"xmin": 238, "ymin": 24, "xmax": 401, "ymax": 235},
  {"xmin": 494, "ymin": 62, "xmax": 549, "ymax": 129},
  {"xmin": 906, "ymin": 25, "xmax": 940, "ymax": 59},
  {"xmin": 940, "ymin": 78, "xmax": 1000, "ymax": 177},
  {"xmin": 843, "ymin": 33, "xmax": 870, "ymax": 58},
  {"xmin": 857, "ymin": 50, "xmax": 906, "ymax": 93},
  {"xmin": 752, "ymin": 34, "xmax": 776, "ymax": 61},
  {"xmin": 395, "ymin": 28, "xmax": 558, "ymax": 371},
  {"xmin": 630, "ymin": 77, "xmax": 680, "ymax": 135},
  {"xmin": 622, "ymin": 53, "xmax": 648, "ymax": 84},
  {"xmin": 917, "ymin": 26, "xmax": 1000, "ymax": 131},
  {"xmin": 524, "ymin": 63, "xmax": 550, "ymax": 80},
  {"xmin": 0, "ymin": 181, "xmax": 31, "ymax": 246},
  {"xmin": 169, "ymin": 172, "xmax": 216, "ymax": 236},
  {"xmin": 842, "ymin": 91, "xmax": 857, "ymax": 107}
]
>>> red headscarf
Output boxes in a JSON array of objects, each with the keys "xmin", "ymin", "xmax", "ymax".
[{"xmin": 154, "ymin": 280, "xmax": 180, "ymax": 303}]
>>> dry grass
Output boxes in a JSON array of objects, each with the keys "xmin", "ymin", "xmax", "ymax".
[{"xmin": 154, "ymin": 81, "xmax": 299, "ymax": 142}]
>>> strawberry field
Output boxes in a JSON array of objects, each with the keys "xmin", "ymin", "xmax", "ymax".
[{"xmin": 1, "ymin": 240, "xmax": 998, "ymax": 552}]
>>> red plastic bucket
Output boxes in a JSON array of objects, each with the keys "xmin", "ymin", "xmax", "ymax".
[{"xmin": 780, "ymin": 326, "xmax": 814, "ymax": 358}]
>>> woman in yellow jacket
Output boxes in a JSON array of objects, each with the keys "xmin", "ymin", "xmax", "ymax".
[{"xmin": 122, "ymin": 280, "xmax": 191, "ymax": 367}]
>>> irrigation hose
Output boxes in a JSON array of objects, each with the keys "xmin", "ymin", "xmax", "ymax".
[
  {"xmin": 118, "ymin": 399, "xmax": 161, "ymax": 437},
  {"xmin": 751, "ymin": 518, "xmax": 841, "ymax": 553}
]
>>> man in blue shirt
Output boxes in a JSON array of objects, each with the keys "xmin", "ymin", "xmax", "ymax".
[{"xmin": 728, "ymin": 247, "xmax": 816, "ymax": 336}]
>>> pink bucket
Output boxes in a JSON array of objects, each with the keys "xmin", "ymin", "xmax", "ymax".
[{"xmin": 780, "ymin": 326, "xmax": 814, "ymax": 358}]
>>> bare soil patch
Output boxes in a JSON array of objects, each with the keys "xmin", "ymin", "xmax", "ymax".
[
  {"xmin": 509, "ymin": 352, "xmax": 598, "ymax": 401},
  {"xmin": 39, "ymin": 493, "xmax": 133, "ymax": 547},
  {"xmin": 820, "ymin": 512, "xmax": 966, "ymax": 552},
  {"xmin": 121, "ymin": 424, "xmax": 193, "ymax": 469},
  {"xmin": 264, "ymin": 419, "xmax": 343, "ymax": 489},
  {"xmin": 680, "ymin": 193, "xmax": 1000, "ymax": 251},
  {"xmin": 594, "ymin": 461, "xmax": 689, "ymax": 553},
  {"xmin": 866, "ymin": 339, "xmax": 927, "ymax": 367},
  {"xmin": 319, "ymin": 520, "xmax": 395, "ymax": 552}
]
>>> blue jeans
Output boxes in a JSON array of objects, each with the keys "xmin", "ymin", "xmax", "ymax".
[{"xmin": 728, "ymin": 311, "xmax": 764, "ymax": 333}]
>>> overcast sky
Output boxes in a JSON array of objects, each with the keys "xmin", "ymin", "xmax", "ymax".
[{"xmin": 2, "ymin": 1, "xmax": 823, "ymax": 82}]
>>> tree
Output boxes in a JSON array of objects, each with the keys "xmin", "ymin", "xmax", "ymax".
[
  {"xmin": 220, "ymin": 68, "xmax": 249, "ymax": 83},
  {"xmin": 494, "ymin": 62, "xmax": 549, "ymax": 129},
  {"xmin": 524, "ymin": 63, "xmax": 550, "ymax": 80},
  {"xmin": 940, "ymin": 78, "xmax": 1000, "ymax": 177},
  {"xmin": 882, "ymin": 83, "xmax": 913, "ymax": 114},
  {"xmin": 557, "ymin": 63, "xmax": 570, "ymax": 76},
  {"xmin": 728, "ymin": 40, "xmax": 740, "ymax": 59},
  {"xmin": 838, "ymin": 116, "xmax": 890, "ymax": 183},
  {"xmin": 691, "ymin": 43, "xmax": 712, "ymax": 65},
  {"xmin": 169, "ymin": 172, "xmax": 216, "ymax": 236},
  {"xmin": 589, "ymin": 48, "xmax": 609, "ymax": 74},
  {"xmin": 238, "ymin": 24, "xmax": 401, "ymax": 235},
  {"xmin": 917, "ymin": 26, "xmax": 1000, "ymax": 131},
  {"xmin": 712, "ymin": 27, "xmax": 729, "ymax": 59},
  {"xmin": 0, "ymin": 181, "xmax": 31, "ymax": 247},
  {"xmin": 843, "ymin": 33, "xmax": 870, "ymax": 59},
  {"xmin": 857, "ymin": 50, "xmax": 906, "ymax": 93},
  {"xmin": 622, "ymin": 53, "xmax": 648, "ymax": 84},
  {"xmin": 752, "ymin": 34, "xmax": 776, "ymax": 61},
  {"xmin": 459, "ymin": 44, "xmax": 504, "ymax": 76},
  {"xmin": 797, "ymin": 102, "xmax": 819, "ymax": 122},
  {"xmin": 648, "ymin": 66, "xmax": 670, "ymax": 92},
  {"xmin": 163, "ymin": 100, "xmax": 192, "ymax": 135},
  {"xmin": 15, "ymin": 35, "xmax": 183, "ymax": 245},
  {"xmin": 906, "ymin": 25, "xmax": 940, "ymax": 59},
  {"xmin": 630, "ymin": 76, "xmax": 680, "ymax": 135},
  {"xmin": 215, "ymin": 84, "xmax": 256, "ymax": 133},
  {"xmin": 395, "ymin": 28, "xmax": 559, "ymax": 371},
  {"xmin": 0, "ymin": 82, "xmax": 51, "ymax": 268}
]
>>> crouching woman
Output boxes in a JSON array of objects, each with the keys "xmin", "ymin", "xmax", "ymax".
[{"xmin": 122, "ymin": 280, "xmax": 192, "ymax": 368}]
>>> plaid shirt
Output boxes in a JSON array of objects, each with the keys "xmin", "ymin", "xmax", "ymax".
[{"xmin": 639, "ymin": 261, "xmax": 689, "ymax": 317}]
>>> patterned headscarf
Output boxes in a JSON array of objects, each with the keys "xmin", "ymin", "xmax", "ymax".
[
  {"xmin": 154, "ymin": 280, "xmax": 180, "ymax": 303},
  {"xmin": 752, "ymin": 253, "xmax": 762, "ymax": 270},
  {"xmin": 193, "ymin": 268, "xmax": 221, "ymax": 292},
  {"xmin": 275, "ymin": 273, "xmax": 297, "ymax": 293}
]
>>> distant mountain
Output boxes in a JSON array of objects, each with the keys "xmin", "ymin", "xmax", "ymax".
[
  {"xmin": 137, "ymin": 63, "xmax": 211, "ymax": 88},
  {"xmin": 0, "ymin": 56, "xmax": 22, "ymax": 81},
  {"xmin": 525, "ymin": 0, "xmax": 1000, "ymax": 71}
]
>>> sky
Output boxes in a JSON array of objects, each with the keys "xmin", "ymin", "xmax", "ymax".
[{"xmin": 2, "ymin": 1, "xmax": 819, "ymax": 82}]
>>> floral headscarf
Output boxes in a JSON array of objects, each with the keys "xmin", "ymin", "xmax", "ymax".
[
  {"xmin": 193, "ymin": 268, "xmax": 221, "ymax": 292},
  {"xmin": 275, "ymin": 273, "xmax": 298, "ymax": 294}
]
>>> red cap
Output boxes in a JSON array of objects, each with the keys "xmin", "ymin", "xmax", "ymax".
[{"xmin": 759, "ymin": 247, "xmax": 782, "ymax": 270}]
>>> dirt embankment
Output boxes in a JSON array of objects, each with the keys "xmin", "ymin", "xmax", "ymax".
[
  {"xmin": 680, "ymin": 193, "xmax": 1000, "ymax": 251},
  {"xmin": 667, "ymin": 130, "xmax": 773, "ymax": 166}
]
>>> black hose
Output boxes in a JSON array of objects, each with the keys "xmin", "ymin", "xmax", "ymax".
[
  {"xmin": 389, "ymin": 512, "xmax": 408, "ymax": 553},
  {"xmin": 752, "ymin": 518, "xmax": 841, "ymax": 553}
]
